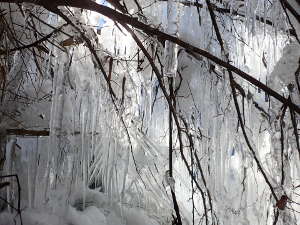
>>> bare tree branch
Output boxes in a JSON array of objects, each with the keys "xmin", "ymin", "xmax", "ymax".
[{"xmin": 0, "ymin": 0, "xmax": 299, "ymax": 114}]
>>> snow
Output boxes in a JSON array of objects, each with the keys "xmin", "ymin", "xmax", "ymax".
[
  {"xmin": 0, "ymin": 188, "xmax": 159, "ymax": 225},
  {"xmin": 269, "ymin": 41, "xmax": 300, "ymax": 90}
]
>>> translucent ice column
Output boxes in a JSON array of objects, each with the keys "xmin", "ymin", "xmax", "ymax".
[{"xmin": 163, "ymin": 0, "xmax": 180, "ymax": 78}]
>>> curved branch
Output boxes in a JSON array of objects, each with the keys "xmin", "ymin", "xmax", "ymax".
[
  {"xmin": 0, "ymin": 24, "xmax": 67, "ymax": 54},
  {"xmin": 0, "ymin": 0, "xmax": 299, "ymax": 114}
]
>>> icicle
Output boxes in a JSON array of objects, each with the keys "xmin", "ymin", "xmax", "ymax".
[{"xmin": 163, "ymin": 0, "xmax": 180, "ymax": 78}]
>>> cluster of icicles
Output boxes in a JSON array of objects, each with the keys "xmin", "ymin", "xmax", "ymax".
[{"xmin": 2, "ymin": 1, "xmax": 300, "ymax": 225}]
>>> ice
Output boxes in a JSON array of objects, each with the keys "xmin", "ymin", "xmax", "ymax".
[
  {"xmin": 0, "ymin": 0, "xmax": 300, "ymax": 225},
  {"xmin": 163, "ymin": 0, "xmax": 180, "ymax": 78}
]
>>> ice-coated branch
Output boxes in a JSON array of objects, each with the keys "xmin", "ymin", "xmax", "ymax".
[
  {"xmin": 0, "ymin": 23, "xmax": 67, "ymax": 54},
  {"xmin": 159, "ymin": 0, "xmax": 297, "ymax": 36},
  {"xmin": 205, "ymin": 0, "xmax": 279, "ymax": 205},
  {"xmin": 0, "ymin": 0, "xmax": 299, "ymax": 114}
]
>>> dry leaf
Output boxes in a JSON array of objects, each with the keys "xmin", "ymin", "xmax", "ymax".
[
  {"xmin": 0, "ymin": 64, "xmax": 6, "ymax": 85},
  {"xmin": 60, "ymin": 37, "xmax": 83, "ymax": 47},
  {"xmin": 0, "ymin": 182, "xmax": 10, "ymax": 190},
  {"xmin": 0, "ymin": 158, "xmax": 4, "ymax": 171},
  {"xmin": 35, "ymin": 45, "xmax": 49, "ymax": 54},
  {"xmin": 276, "ymin": 195, "xmax": 288, "ymax": 210},
  {"xmin": 108, "ymin": 57, "xmax": 113, "ymax": 81}
]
